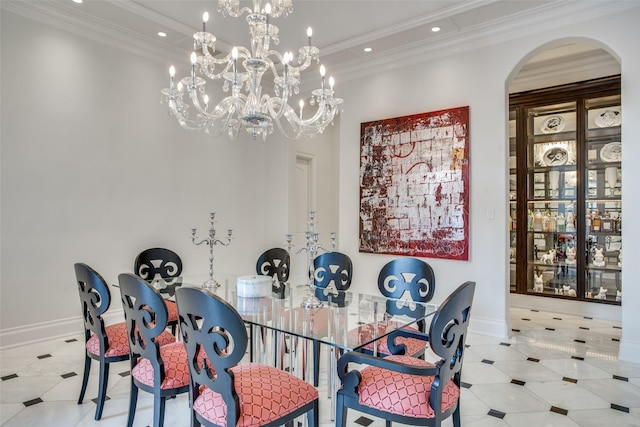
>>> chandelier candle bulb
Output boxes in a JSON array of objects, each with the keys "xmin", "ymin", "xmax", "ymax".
[
  {"xmin": 320, "ymin": 64, "xmax": 325, "ymax": 92},
  {"xmin": 265, "ymin": 3, "xmax": 271, "ymax": 32},
  {"xmin": 202, "ymin": 12, "xmax": 209, "ymax": 33},
  {"xmin": 160, "ymin": 0, "xmax": 342, "ymax": 140}
]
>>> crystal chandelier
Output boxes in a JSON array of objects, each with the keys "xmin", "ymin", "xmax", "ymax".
[{"xmin": 160, "ymin": 0, "xmax": 343, "ymax": 141}]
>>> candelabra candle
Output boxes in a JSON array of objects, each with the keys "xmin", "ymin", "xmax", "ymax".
[
  {"xmin": 285, "ymin": 211, "xmax": 336, "ymax": 309},
  {"xmin": 191, "ymin": 212, "xmax": 232, "ymax": 289}
]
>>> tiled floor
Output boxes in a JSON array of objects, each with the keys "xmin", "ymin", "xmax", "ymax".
[{"xmin": 1, "ymin": 307, "xmax": 639, "ymax": 427}]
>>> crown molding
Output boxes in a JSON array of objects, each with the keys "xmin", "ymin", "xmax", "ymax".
[
  {"xmin": 2, "ymin": 0, "xmax": 636, "ymax": 86},
  {"xmin": 1, "ymin": 0, "xmax": 185, "ymax": 64},
  {"xmin": 326, "ymin": 1, "xmax": 635, "ymax": 87}
]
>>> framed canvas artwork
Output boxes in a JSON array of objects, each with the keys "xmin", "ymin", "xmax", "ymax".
[{"xmin": 359, "ymin": 106, "xmax": 470, "ymax": 260}]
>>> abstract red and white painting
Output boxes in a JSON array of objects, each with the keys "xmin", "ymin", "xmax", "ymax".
[{"xmin": 359, "ymin": 106, "xmax": 470, "ymax": 261}]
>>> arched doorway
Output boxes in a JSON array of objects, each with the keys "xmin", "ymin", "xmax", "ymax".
[{"xmin": 505, "ymin": 39, "xmax": 622, "ymax": 322}]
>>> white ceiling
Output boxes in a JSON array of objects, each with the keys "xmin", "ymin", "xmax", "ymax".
[{"xmin": 2, "ymin": 0, "xmax": 633, "ymax": 87}]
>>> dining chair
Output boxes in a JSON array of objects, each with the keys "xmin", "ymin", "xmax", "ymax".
[
  {"xmin": 175, "ymin": 286, "xmax": 320, "ymax": 427},
  {"xmin": 134, "ymin": 247, "xmax": 182, "ymax": 334},
  {"xmin": 336, "ymin": 281, "xmax": 476, "ymax": 427},
  {"xmin": 253, "ymin": 247, "xmax": 290, "ymax": 359},
  {"xmin": 310, "ymin": 251, "xmax": 353, "ymax": 384},
  {"xmin": 350, "ymin": 257, "xmax": 435, "ymax": 358},
  {"xmin": 74, "ymin": 263, "xmax": 130, "ymax": 420},
  {"xmin": 278, "ymin": 251, "xmax": 353, "ymax": 386},
  {"xmin": 256, "ymin": 247, "xmax": 290, "ymax": 286},
  {"xmin": 118, "ymin": 273, "xmax": 190, "ymax": 427}
]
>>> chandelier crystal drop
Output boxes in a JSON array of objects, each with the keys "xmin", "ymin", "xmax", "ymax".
[{"xmin": 160, "ymin": 0, "xmax": 343, "ymax": 141}]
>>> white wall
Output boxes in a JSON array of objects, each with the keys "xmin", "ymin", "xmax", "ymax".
[
  {"xmin": 2, "ymin": 6, "xmax": 639, "ymax": 362},
  {"xmin": 336, "ymin": 8, "xmax": 640, "ymax": 361},
  {"xmin": 0, "ymin": 11, "xmax": 335, "ymax": 346}
]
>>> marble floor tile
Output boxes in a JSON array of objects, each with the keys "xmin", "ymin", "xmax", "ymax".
[
  {"xmin": 1, "ymin": 308, "xmax": 639, "ymax": 426},
  {"xmin": 504, "ymin": 410, "xmax": 583, "ymax": 427},
  {"xmin": 525, "ymin": 381, "xmax": 610, "ymax": 410},
  {"xmin": 567, "ymin": 407, "xmax": 640, "ymax": 427},
  {"xmin": 540, "ymin": 358, "xmax": 611, "ymax": 380}
]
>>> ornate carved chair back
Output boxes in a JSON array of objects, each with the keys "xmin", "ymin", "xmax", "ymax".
[
  {"xmin": 378, "ymin": 257, "xmax": 435, "ymax": 332},
  {"xmin": 256, "ymin": 247, "xmax": 290, "ymax": 285}
]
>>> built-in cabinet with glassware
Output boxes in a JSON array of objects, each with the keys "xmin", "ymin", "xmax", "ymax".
[{"xmin": 509, "ymin": 76, "xmax": 621, "ymax": 305}]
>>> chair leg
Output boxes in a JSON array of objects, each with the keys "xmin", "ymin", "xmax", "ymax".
[
  {"xmin": 153, "ymin": 395, "xmax": 166, "ymax": 427},
  {"xmin": 335, "ymin": 394, "xmax": 347, "ymax": 427},
  {"xmin": 94, "ymin": 359, "xmax": 110, "ymax": 420},
  {"xmin": 453, "ymin": 402, "xmax": 461, "ymax": 427},
  {"xmin": 126, "ymin": 381, "xmax": 138, "ymax": 427},
  {"xmin": 308, "ymin": 399, "xmax": 319, "ymax": 427},
  {"xmin": 386, "ymin": 421, "xmax": 392, "ymax": 427},
  {"xmin": 77, "ymin": 354, "xmax": 91, "ymax": 404},
  {"xmin": 249, "ymin": 325, "xmax": 255, "ymax": 362},
  {"xmin": 313, "ymin": 340, "xmax": 320, "ymax": 387}
]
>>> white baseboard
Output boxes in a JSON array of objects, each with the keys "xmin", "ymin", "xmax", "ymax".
[
  {"xmin": 0, "ymin": 309, "xmax": 125, "ymax": 350},
  {"xmin": 619, "ymin": 339, "xmax": 640, "ymax": 363},
  {"xmin": 468, "ymin": 315, "xmax": 510, "ymax": 341},
  {"xmin": 509, "ymin": 293, "xmax": 621, "ymax": 322}
]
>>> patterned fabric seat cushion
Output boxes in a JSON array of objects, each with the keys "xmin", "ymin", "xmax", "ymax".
[
  {"xmin": 131, "ymin": 341, "xmax": 190, "ymax": 389},
  {"xmin": 194, "ymin": 363, "xmax": 319, "ymax": 427},
  {"xmin": 86, "ymin": 322, "xmax": 130, "ymax": 358},
  {"xmin": 166, "ymin": 300, "xmax": 179, "ymax": 322},
  {"xmin": 348, "ymin": 321, "xmax": 425, "ymax": 356},
  {"xmin": 358, "ymin": 354, "xmax": 460, "ymax": 419},
  {"xmin": 86, "ymin": 323, "xmax": 175, "ymax": 358}
]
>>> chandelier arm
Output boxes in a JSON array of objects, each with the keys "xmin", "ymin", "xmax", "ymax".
[
  {"xmin": 161, "ymin": 0, "xmax": 340, "ymax": 140},
  {"xmin": 217, "ymin": 1, "xmax": 253, "ymax": 18}
]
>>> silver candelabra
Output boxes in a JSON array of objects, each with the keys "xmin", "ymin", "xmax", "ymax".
[
  {"xmin": 286, "ymin": 211, "xmax": 337, "ymax": 308},
  {"xmin": 191, "ymin": 212, "xmax": 232, "ymax": 289}
]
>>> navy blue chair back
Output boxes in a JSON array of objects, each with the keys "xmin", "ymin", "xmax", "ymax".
[
  {"xmin": 313, "ymin": 251, "xmax": 353, "ymax": 305},
  {"xmin": 256, "ymin": 247, "xmax": 290, "ymax": 284},
  {"xmin": 378, "ymin": 257, "xmax": 435, "ymax": 330}
]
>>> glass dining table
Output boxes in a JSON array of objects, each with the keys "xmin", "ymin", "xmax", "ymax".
[
  {"xmin": 148, "ymin": 274, "xmax": 438, "ymax": 418},
  {"xmin": 151, "ymin": 274, "xmax": 436, "ymax": 353}
]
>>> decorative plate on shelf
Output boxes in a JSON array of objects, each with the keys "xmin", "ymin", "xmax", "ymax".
[
  {"xmin": 541, "ymin": 115, "xmax": 565, "ymax": 134},
  {"xmin": 600, "ymin": 141, "xmax": 622, "ymax": 162},
  {"xmin": 541, "ymin": 146, "xmax": 569, "ymax": 166},
  {"xmin": 595, "ymin": 109, "xmax": 621, "ymax": 128}
]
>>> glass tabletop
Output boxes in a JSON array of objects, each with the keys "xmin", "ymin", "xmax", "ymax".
[{"xmin": 149, "ymin": 274, "xmax": 438, "ymax": 352}]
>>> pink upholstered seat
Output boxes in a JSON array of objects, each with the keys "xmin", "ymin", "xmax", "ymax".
[
  {"xmin": 86, "ymin": 323, "xmax": 175, "ymax": 358},
  {"xmin": 348, "ymin": 321, "xmax": 424, "ymax": 356},
  {"xmin": 335, "ymin": 281, "xmax": 476, "ymax": 427},
  {"xmin": 75, "ymin": 263, "xmax": 131, "ymax": 421},
  {"xmin": 193, "ymin": 363, "xmax": 318, "ymax": 427},
  {"xmin": 86, "ymin": 322, "xmax": 129, "ymax": 358},
  {"xmin": 131, "ymin": 341, "xmax": 190, "ymax": 389},
  {"xmin": 118, "ymin": 273, "xmax": 191, "ymax": 427},
  {"xmin": 176, "ymin": 286, "xmax": 319, "ymax": 427},
  {"xmin": 358, "ymin": 355, "xmax": 460, "ymax": 418},
  {"xmin": 166, "ymin": 300, "xmax": 179, "ymax": 323}
]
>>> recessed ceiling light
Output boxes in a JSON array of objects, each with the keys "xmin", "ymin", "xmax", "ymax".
[
  {"xmin": 364, "ymin": 47, "xmax": 372, "ymax": 53},
  {"xmin": 72, "ymin": 0, "xmax": 83, "ymax": 4},
  {"xmin": 157, "ymin": 31, "xmax": 167, "ymax": 37},
  {"xmin": 431, "ymin": 26, "xmax": 441, "ymax": 33}
]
